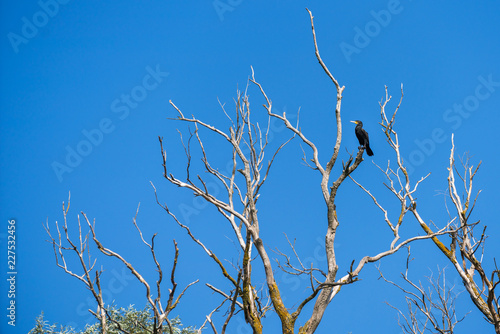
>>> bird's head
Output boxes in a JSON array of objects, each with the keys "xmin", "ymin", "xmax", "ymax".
[{"xmin": 350, "ymin": 120, "xmax": 362, "ymax": 125}]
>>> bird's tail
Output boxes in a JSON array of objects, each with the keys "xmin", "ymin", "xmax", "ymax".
[{"xmin": 366, "ymin": 145, "xmax": 374, "ymax": 156}]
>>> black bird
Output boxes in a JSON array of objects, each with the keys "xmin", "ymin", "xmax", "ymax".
[{"xmin": 350, "ymin": 120, "xmax": 373, "ymax": 156}]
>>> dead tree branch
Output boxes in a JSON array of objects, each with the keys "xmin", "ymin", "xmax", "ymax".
[
  {"xmin": 374, "ymin": 85, "xmax": 500, "ymax": 333},
  {"xmin": 44, "ymin": 193, "xmax": 107, "ymax": 333},
  {"xmin": 46, "ymin": 195, "xmax": 197, "ymax": 334},
  {"xmin": 379, "ymin": 248, "xmax": 468, "ymax": 334}
]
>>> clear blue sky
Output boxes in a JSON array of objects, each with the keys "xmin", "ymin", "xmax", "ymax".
[{"xmin": 1, "ymin": 1, "xmax": 500, "ymax": 333}]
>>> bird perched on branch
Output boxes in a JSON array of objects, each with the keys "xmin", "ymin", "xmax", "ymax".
[{"xmin": 350, "ymin": 120, "xmax": 373, "ymax": 156}]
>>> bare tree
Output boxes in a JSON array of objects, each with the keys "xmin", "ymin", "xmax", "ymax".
[
  {"xmin": 153, "ymin": 9, "xmax": 453, "ymax": 334},
  {"xmin": 352, "ymin": 85, "xmax": 500, "ymax": 333},
  {"xmin": 379, "ymin": 248, "xmax": 468, "ymax": 334},
  {"xmin": 45, "ymin": 194, "xmax": 198, "ymax": 334},
  {"xmin": 46, "ymin": 8, "xmax": 498, "ymax": 334}
]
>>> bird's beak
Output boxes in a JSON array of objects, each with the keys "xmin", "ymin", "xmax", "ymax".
[{"xmin": 350, "ymin": 120, "xmax": 357, "ymax": 124}]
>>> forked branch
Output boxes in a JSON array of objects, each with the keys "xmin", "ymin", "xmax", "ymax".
[{"xmin": 46, "ymin": 196, "xmax": 197, "ymax": 334}]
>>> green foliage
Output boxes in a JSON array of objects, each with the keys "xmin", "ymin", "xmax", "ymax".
[
  {"xmin": 28, "ymin": 311, "xmax": 76, "ymax": 334},
  {"xmin": 29, "ymin": 306, "xmax": 196, "ymax": 334}
]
